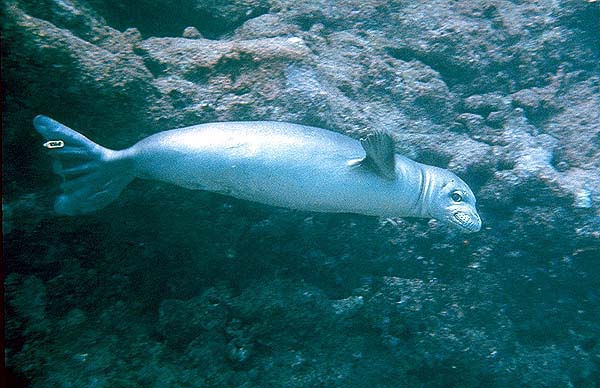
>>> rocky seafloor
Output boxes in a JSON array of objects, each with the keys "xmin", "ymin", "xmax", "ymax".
[{"xmin": 2, "ymin": 0, "xmax": 600, "ymax": 387}]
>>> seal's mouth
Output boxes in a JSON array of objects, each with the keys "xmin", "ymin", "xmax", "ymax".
[{"xmin": 451, "ymin": 211, "xmax": 482, "ymax": 233}]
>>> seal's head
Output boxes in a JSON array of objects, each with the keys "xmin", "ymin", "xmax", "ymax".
[{"xmin": 428, "ymin": 170, "xmax": 481, "ymax": 233}]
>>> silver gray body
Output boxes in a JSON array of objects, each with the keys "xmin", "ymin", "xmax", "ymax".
[
  {"xmin": 128, "ymin": 121, "xmax": 432, "ymax": 218},
  {"xmin": 34, "ymin": 115, "xmax": 481, "ymax": 231}
]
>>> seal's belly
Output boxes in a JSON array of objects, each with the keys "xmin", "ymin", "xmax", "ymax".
[{"xmin": 130, "ymin": 122, "xmax": 402, "ymax": 214}]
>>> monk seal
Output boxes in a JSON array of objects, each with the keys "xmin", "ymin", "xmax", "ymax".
[{"xmin": 33, "ymin": 115, "xmax": 481, "ymax": 232}]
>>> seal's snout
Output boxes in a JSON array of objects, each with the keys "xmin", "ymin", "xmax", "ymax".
[{"xmin": 453, "ymin": 211, "xmax": 481, "ymax": 233}]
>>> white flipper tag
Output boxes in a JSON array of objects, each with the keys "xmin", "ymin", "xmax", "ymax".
[{"xmin": 43, "ymin": 140, "xmax": 65, "ymax": 149}]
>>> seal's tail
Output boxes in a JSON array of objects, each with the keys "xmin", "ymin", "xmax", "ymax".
[{"xmin": 33, "ymin": 115, "xmax": 134, "ymax": 215}]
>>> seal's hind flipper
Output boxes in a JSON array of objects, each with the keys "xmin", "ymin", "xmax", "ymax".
[
  {"xmin": 34, "ymin": 115, "xmax": 134, "ymax": 215},
  {"xmin": 358, "ymin": 130, "xmax": 396, "ymax": 180}
]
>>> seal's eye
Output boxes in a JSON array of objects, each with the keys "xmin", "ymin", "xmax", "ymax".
[{"xmin": 451, "ymin": 192, "xmax": 462, "ymax": 202}]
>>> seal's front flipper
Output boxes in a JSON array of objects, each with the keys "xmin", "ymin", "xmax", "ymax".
[
  {"xmin": 34, "ymin": 115, "xmax": 134, "ymax": 215},
  {"xmin": 358, "ymin": 130, "xmax": 397, "ymax": 180}
]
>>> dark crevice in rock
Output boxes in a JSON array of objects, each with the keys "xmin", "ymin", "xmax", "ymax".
[
  {"xmin": 463, "ymin": 165, "xmax": 494, "ymax": 192},
  {"xmin": 288, "ymin": 12, "xmax": 352, "ymax": 34},
  {"xmin": 214, "ymin": 54, "xmax": 257, "ymax": 81},
  {"xmin": 183, "ymin": 67, "xmax": 212, "ymax": 84},
  {"xmin": 87, "ymin": 0, "xmax": 270, "ymax": 39},
  {"xmin": 521, "ymin": 105, "xmax": 561, "ymax": 129},
  {"xmin": 295, "ymin": 15, "xmax": 320, "ymax": 31},
  {"xmin": 141, "ymin": 57, "xmax": 167, "ymax": 79},
  {"xmin": 495, "ymin": 158, "xmax": 515, "ymax": 172},
  {"xmin": 557, "ymin": 2, "xmax": 600, "ymax": 59},
  {"xmin": 385, "ymin": 47, "xmax": 474, "ymax": 88},
  {"xmin": 414, "ymin": 149, "xmax": 453, "ymax": 169},
  {"xmin": 180, "ymin": 53, "xmax": 261, "ymax": 85},
  {"xmin": 168, "ymin": 90, "xmax": 193, "ymax": 110}
]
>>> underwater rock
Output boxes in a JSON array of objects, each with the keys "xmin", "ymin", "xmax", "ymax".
[
  {"xmin": 182, "ymin": 26, "xmax": 202, "ymax": 39},
  {"xmin": 60, "ymin": 308, "xmax": 87, "ymax": 328},
  {"xmin": 158, "ymin": 288, "xmax": 230, "ymax": 348},
  {"xmin": 331, "ymin": 295, "xmax": 364, "ymax": 317},
  {"xmin": 1, "ymin": 0, "xmax": 155, "ymax": 143},
  {"xmin": 3, "ymin": 0, "xmax": 600, "ymax": 386},
  {"xmin": 463, "ymin": 93, "xmax": 511, "ymax": 117},
  {"xmin": 136, "ymin": 35, "xmax": 311, "ymax": 80},
  {"xmin": 231, "ymin": 279, "xmax": 333, "ymax": 348},
  {"xmin": 5, "ymin": 274, "xmax": 48, "ymax": 336},
  {"xmin": 233, "ymin": 13, "xmax": 299, "ymax": 39},
  {"xmin": 226, "ymin": 336, "xmax": 254, "ymax": 364}
]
